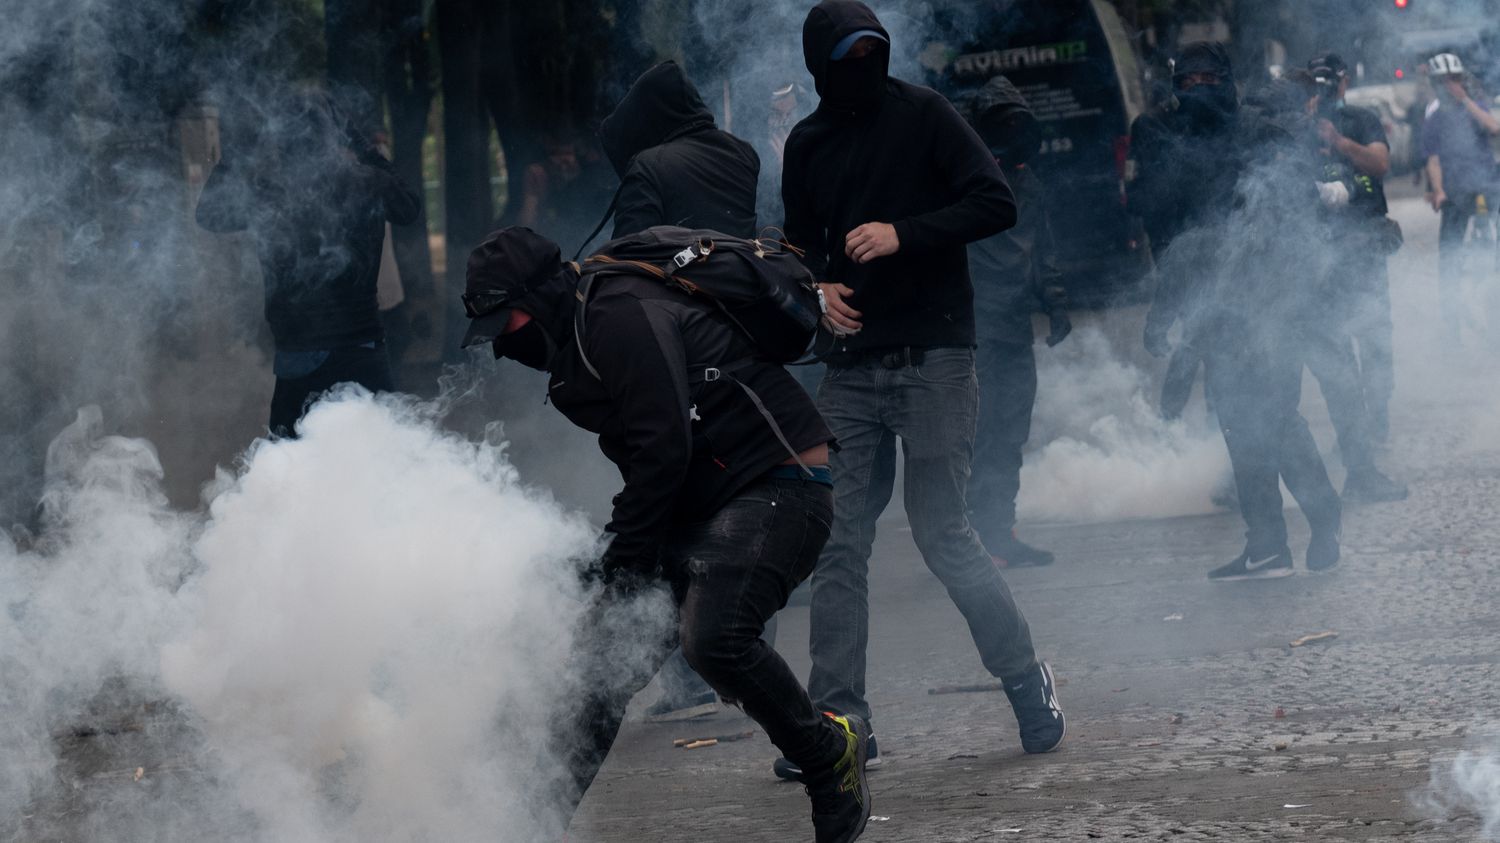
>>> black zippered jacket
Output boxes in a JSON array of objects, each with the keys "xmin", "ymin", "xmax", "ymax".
[
  {"xmin": 542, "ymin": 272, "xmax": 832, "ymax": 560},
  {"xmin": 599, "ymin": 61, "xmax": 760, "ymax": 240},
  {"xmin": 782, "ymin": 0, "xmax": 1016, "ymax": 354}
]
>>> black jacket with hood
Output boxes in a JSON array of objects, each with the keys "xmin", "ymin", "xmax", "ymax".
[
  {"xmin": 599, "ymin": 61, "xmax": 760, "ymax": 240},
  {"xmin": 965, "ymin": 77, "xmax": 1064, "ymax": 346},
  {"xmin": 782, "ymin": 0, "xmax": 1016, "ymax": 354},
  {"xmin": 478, "ymin": 230, "xmax": 832, "ymax": 563}
]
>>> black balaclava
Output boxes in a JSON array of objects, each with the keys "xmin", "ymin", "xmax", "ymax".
[
  {"xmin": 1173, "ymin": 42, "xmax": 1238, "ymax": 130},
  {"xmin": 823, "ymin": 41, "xmax": 890, "ymax": 114},
  {"xmin": 981, "ymin": 109, "xmax": 1040, "ymax": 167},
  {"xmin": 494, "ymin": 320, "xmax": 555, "ymax": 372},
  {"xmin": 461, "ymin": 227, "xmax": 578, "ymax": 371}
]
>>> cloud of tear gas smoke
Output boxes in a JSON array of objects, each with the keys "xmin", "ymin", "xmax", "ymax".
[
  {"xmin": 1423, "ymin": 741, "xmax": 1500, "ymax": 840},
  {"xmin": 2, "ymin": 391, "xmax": 670, "ymax": 841},
  {"xmin": 1016, "ymin": 325, "xmax": 1232, "ymax": 524}
]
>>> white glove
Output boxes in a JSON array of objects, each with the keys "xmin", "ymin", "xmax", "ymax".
[{"xmin": 1317, "ymin": 180, "xmax": 1350, "ymax": 207}]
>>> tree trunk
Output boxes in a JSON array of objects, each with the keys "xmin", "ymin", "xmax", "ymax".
[{"xmin": 380, "ymin": 0, "xmax": 437, "ymax": 363}]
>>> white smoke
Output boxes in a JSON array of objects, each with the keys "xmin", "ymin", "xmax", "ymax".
[
  {"xmin": 4, "ymin": 390, "xmax": 611, "ymax": 841},
  {"xmin": 1424, "ymin": 741, "xmax": 1500, "ymax": 840},
  {"xmin": 1017, "ymin": 324, "xmax": 1232, "ymax": 523}
]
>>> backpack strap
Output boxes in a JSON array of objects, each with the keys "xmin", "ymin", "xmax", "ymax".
[
  {"xmin": 690, "ymin": 358, "xmax": 813, "ymax": 478},
  {"xmin": 571, "ymin": 184, "xmax": 623, "ymax": 262}
]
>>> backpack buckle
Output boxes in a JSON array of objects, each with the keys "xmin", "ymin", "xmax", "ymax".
[
  {"xmin": 673, "ymin": 246, "xmax": 699, "ymax": 269},
  {"xmin": 703, "ymin": 367, "xmax": 722, "ymax": 383}
]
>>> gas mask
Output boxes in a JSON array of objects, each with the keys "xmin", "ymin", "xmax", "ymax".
[
  {"xmin": 493, "ymin": 320, "xmax": 557, "ymax": 372},
  {"xmin": 822, "ymin": 47, "xmax": 889, "ymax": 114},
  {"xmin": 1176, "ymin": 82, "xmax": 1237, "ymax": 129}
]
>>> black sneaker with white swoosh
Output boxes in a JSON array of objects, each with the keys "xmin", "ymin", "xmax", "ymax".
[{"xmin": 1208, "ymin": 548, "xmax": 1295, "ymax": 581}]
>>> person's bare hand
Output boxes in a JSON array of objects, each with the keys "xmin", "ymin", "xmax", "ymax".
[
  {"xmin": 818, "ymin": 282, "xmax": 862, "ymax": 336},
  {"xmin": 1444, "ymin": 78, "xmax": 1469, "ymax": 102},
  {"xmin": 1316, "ymin": 118, "xmax": 1340, "ymax": 147},
  {"xmin": 844, "ymin": 222, "xmax": 900, "ymax": 264},
  {"xmin": 1430, "ymin": 189, "xmax": 1447, "ymax": 212}
]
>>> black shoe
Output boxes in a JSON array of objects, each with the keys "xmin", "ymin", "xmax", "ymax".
[
  {"xmin": 1003, "ymin": 661, "xmax": 1065, "ymax": 754},
  {"xmin": 1208, "ymin": 548, "xmax": 1295, "ymax": 581},
  {"xmin": 990, "ymin": 533, "xmax": 1054, "ymax": 568},
  {"xmin": 643, "ymin": 690, "xmax": 719, "ymax": 723},
  {"xmin": 775, "ymin": 730, "xmax": 880, "ymax": 782},
  {"xmin": 805, "ymin": 713, "xmax": 872, "ymax": 843},
  {"xmin": 1307, "ymin": 527, "xmax": 1341, "ymax": 573},
  {"xmin": 1342, "ymin": 468, "xmax": 1408, "ymax": 504}
]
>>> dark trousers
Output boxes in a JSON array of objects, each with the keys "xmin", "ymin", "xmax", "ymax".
[
  {"xmin": 555, "ymin": 475, "xmax": 843, "ymax": 817},
  {"xmin": 268, "ymin": 344, "xmax": 394, "ymax": 437},
  {"xmin": 1302, "ymin": 325, "xmax": 1378, "ymax": 476},
  {"xmin": 1342, "ymin": 254, "xmax": 1394, "ymax": 442},
  {"xmin": 1438, "ymin": 192, "xmax": 1489, "ymax": 336},
  {"xmin": 969, "ymin": 340, "xmax": 1038, "ymax": 548},
  {"xmin": 809, "ymin": 348, "xmax": 1039, "ymax": 723},
  {"xmin": 1203, "ymin": 332, "xmax": 1341, "ymax": 554}
]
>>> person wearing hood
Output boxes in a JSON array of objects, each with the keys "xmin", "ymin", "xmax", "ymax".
[
  {"xmin": 460, "ymin": 227, "xmax": 872, "ymax": 843},
  {"xmin": 597, "ymin": 59, "xmax": 765, "ymax": 723},
  {"xmin": 963, "ymin": 75, "xmax": 1071, "ymax": 570},
  {"xmin": 777, "ymin": 0, "xmax": 1064, "ymax": 782},
  {"xmin": 1139, "ymin": 49, "xmax": 1345, "ymax": 582},
  {"xmin": 595, "ymin": 60, "xmax": 759, "ymax": 245},
  {"xmin": 195, "ymin": 89, "xmax": 422, "ymax": 437}
]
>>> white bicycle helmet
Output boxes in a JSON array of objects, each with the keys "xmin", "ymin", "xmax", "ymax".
[{"xmin": 1428, "ymin": 53, "xmax": 1465, "ymax": 76}]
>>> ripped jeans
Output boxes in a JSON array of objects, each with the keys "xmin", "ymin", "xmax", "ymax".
[{"xmin": 555, "ymin": 473, "xmax": 844, "ymax": 819}]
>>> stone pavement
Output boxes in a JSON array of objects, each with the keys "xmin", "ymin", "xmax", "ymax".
[{"xmin": 569, "ymin": 196, "xmax": 1500, "ymax": 842}]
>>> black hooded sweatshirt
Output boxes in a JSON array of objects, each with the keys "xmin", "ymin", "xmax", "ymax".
[
  {"xmin": 782, "ymin": 0, "xmax": 1017, "ymax": 354},
  {"xmin": 599, "ymin": 61, "xmax": 760, "ymax": 240},
  {"xmin": 966, "ymin": 76, "xmax": 1064, "ymax": 346}
]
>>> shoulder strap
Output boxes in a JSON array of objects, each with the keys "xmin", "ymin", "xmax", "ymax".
[
  {"xmin": 689, "ymin": 358, "xmax": 812, "ymax": 478},
  {"xmin": 571, "ymin": 183, "xmax": 623, "ymax": 262}
]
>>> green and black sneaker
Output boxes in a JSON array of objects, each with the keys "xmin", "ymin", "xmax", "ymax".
[{"xmin": 805, "ymin": 712, "xmax": 872, "ymax": 843}]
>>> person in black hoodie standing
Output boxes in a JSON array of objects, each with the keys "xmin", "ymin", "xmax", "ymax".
[
  {"xmin": 776, "ymin": 0, "xmax": 1065, "ymax": 780},
  {"xmin": 595, "ymin": 59, "xmax": 764, "ymax": 722},
  {"xmin": 964, "ymin": 75, "xmax": 1072, "ymax": 570},
  {"xmin": 461, "ymin": 227, "xmax": 872, "ymax": 843},
  {"xmin": 196, "ymin": 91, "xmax": 421, "ymax": 437}
]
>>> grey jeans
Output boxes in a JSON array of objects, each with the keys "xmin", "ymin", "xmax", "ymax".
[{"xmin": 808, "ymin": 347, "xmax": 1039, "ymax": 722}]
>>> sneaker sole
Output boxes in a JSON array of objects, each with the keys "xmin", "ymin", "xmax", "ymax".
[
  {"xmin": 643, "ymin": 701, "xmax": 720, "ymax": 723},
  {"xmin": 844, "ymin": 716, "xmax": 872, "ymax": 843},
  {"xmin": 1209, "ymin": 567, "xmax": 1296, "ymax": 582}
]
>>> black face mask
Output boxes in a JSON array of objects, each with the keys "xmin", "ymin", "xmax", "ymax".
[
  {"xmin": 494, "ymin": 320, "xmax": 556, "ymax": 371},
  {"xmin": 982, "ymin": 113, "xmax": 1041, "ymax": 167},
  {"xmin": 823, "ymin": 49, "xmax": 888, "ymax": 113},
  {"xmin": 1176, "ymin": 83, "xmax": 1237, "ymax": 129}
]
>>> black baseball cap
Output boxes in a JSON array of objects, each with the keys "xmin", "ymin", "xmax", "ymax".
[{"xmin": 1308, "ymin": 52, "xmax": 1347, "ymax": 82}]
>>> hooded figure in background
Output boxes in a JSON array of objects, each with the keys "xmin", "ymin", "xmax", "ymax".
[
  {"xmin": 779, "ymin": 0, "xmax": 1064, "ymax": 787},
  {"xmin": 595, "ymin": 60, "xmax": 759, "ymax": 246},
  {"xmin": 964, "ymin": 75, "xmax": 1071, "ymax": 569},
  {"xmin": 460, "ymin": 226, "xmax": 871, "ymax": 843},
  {"xmin": 195, "ymin": 89, "xmax": 422, "ymax": 437},
  {"xmin": 1139, "ymin": 50, "xmax": 1347, "ymax": 582}
]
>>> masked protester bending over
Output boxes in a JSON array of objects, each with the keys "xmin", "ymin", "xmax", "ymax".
[
  {"xmin": 196, "ymin": 91, "xmax": 421, "ymax": 437},
  {"xmin": 596, "ymin": 59, "xmax": 766, "ymax": 723},
  {"xmin": 1422, "ymin": 52, "xmax": 1500, "ymax": 346},
  {"xmin": 777, "ymin": 0, "xmax": 1064, "ymax": 782},
  {"xmin": 596, "ymin": 60, "xmax": 759, "ymax": 243},
  {"xmin": 1147, "ymin": 51, "xmax": 1345, "ymax": 582},
  {"xmin": 1307, "ymin": 52, "xmax": 1401, "ymax": 448},
  {"xmin": 963, "ymin": 75, "xmax": 1071, "ymax": 570},
  {"xmin": 460, "ymin": 227, "xmax": 873, "ymax": 843}
]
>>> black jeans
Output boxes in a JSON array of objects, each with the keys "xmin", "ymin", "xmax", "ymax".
[
  {"xmin": 268, "ymin": 343, "xmax": 393, "ymax": 437},
  {"xmin": 1302, "ymin": 324, "xmax": 1379, "ymax": 477},
  {"xmin": 555, "ymin": 474, "xmax": 843, "ymax": 818},
  {"xmin": 1437, "ymin": 192, "xmax": 1493, "ymax": 337},
  {"xmin": 1203, "ymin": 328, "xmax": 1341, "ymax": 555},
  {"xmin": 970, "ymin": 340, "xmax": 1038, "ymax": 547}
]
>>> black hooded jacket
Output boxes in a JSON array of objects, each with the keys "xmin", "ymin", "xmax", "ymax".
[
  {"xmin": 965, "ymin": 77, "xmax": 1063, "ymax": 346},
  {"xmin": 783, "ymin": 0, "xmax": 1016, "ymax": 354},
  {"xmin": 599, "ymin": 61, "xmax": 760, "ymax": 240},
  {"xmin": 482, "ymin": 239, "xmax": 832, "ymax": 562}
]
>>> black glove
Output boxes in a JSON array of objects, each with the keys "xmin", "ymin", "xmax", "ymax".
[
  {"xmin": 584, "ymin": 538, "xmax": 660, "ymax": 591},
  {"xmin": 1045, "ymin": 310, "xmax": 1072, "ymax": 347}
]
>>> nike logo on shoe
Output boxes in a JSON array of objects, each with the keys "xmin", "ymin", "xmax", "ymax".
[{"xmin": 1244, "ymin": 555, "xmax": 1281, "ymax": 570}]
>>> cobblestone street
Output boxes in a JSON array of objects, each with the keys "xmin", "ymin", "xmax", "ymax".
[{"xmin": 571, "ymin": 195, "xmax": 1500, "ymax": 842}]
